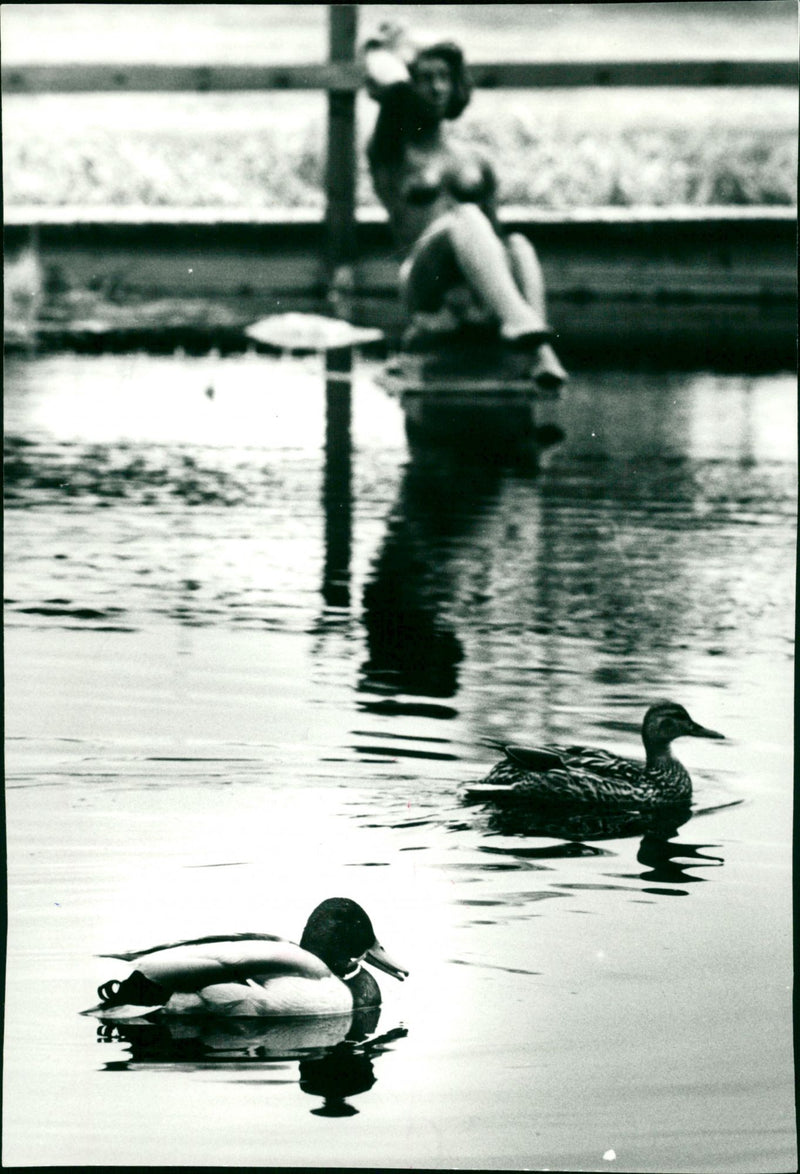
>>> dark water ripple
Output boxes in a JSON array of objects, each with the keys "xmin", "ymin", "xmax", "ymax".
[{"xmin": 4, "ymin": 434, "xmax": 285, "ymax": 509}]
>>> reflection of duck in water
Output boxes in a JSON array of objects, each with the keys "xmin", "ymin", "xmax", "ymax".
[
  {"xmin": 467, "ymin": 701, "xmax": 724, "ymax": 808},
  {"xmin": 96, "ymin": 1005, "xmax": 381, "ymax": 1062},
  {"xmin": 300, "ymin": 1024, "xmax": 408, "ymax": 1117},
  {"xmin": 84, "ymin": 898, "xmax": 407, "ymax": 1020},
  {"xmin": 96, "ymin": 1007, "xmax": 408, "ymax": 1117},
  {"xmin": 636, "ymin": 830, "xmax": 725, "ymax": 886},
  {"xmin": 482, "ymin": 801, "xmax": 694, "ymax": 843},
  {"xmin": 480, "ymin": 807, "xmax": 726, "ymax": 889}
]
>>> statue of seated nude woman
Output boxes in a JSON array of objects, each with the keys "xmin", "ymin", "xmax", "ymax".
[{"xmin": 363, "ymin": 23, "xmax": 567, "ymax": 391}]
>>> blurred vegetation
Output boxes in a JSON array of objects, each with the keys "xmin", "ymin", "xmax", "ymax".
[
  {"xmin": 3, "ymin": 3, "xmax": 795, "ymax": 208},
  {"xmin": 3, "ymin": 89, "xmax": 797, "ymax": 209}
]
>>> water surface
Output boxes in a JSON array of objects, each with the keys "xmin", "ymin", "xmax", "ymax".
[{"xmin": 3, "ymin": 351, "xmax": 795, "ymax": 1170}]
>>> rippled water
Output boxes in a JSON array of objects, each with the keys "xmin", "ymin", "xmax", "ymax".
[{"xmin": 3, "ymin": 351, "xmax": 796, "ymax": 1170}]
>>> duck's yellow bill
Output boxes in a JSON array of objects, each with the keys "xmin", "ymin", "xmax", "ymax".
[{"xmin": 365, "ymin": 941, "xmax": 409, "ymax": 981}]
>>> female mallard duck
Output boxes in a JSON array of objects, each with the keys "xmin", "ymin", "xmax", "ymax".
[
  {"xmin": 467, "ymin": 701, "xmax": 724, "ymax": 809},
  {"xmin": 84, "ymin": 898, "xmax": 408, "ymax": 1021}
]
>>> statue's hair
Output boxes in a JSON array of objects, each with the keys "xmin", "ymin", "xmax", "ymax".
[
  {"xmin": 410, "ymin": 41, "xmax": 472, "ymax": 120},
  {"xmin": 367, "ymin": 41, "xmax": 472, "ymax": 170}
]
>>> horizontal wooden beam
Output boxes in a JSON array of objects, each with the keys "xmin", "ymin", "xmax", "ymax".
[
  {"xmin": 0, "ymin": 62, "xmax": 361, "ymax": 93},
  {"xmin": 5, "ymin": 204, "xmax": 794, "ymax": 229},
  {"xmin": 2, "ymin": 58, "xmax": 796, "ymax": 94},
  {"xmin": 5, "ymin": 207, "xmax": 795, "ymax": 304},
  {"xmin": 468, "ymin": 59, "xmax": 798, "ymax": 88}
]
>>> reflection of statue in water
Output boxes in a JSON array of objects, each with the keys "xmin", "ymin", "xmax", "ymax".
[
  {"xmin": 363, "ymin": 23, "xmax": 566, "ymax": 394},
  {"xmin": 360, "ymin": 452, "xmax": 505, "ymax": 701}
]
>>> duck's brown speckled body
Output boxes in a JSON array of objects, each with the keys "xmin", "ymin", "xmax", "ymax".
[{"xmin": 471, "ymin": 701, "xmax": 724, "ymax": 809}]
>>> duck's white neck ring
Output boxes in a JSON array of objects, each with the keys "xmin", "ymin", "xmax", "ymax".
[{"xmin": 341, "ymin": 960, "xmax": 362, "ymax": 982}]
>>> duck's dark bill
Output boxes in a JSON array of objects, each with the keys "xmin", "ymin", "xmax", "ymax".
[
  {"xmin": 365, "ymin": 942, "xmax": 409, "ymax": 981},
  {"xmin": 691, "ymin": 722, "xmax": 725, "ymax": 739}
]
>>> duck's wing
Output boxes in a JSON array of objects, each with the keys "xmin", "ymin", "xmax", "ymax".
[
  {"xmin": 539, "ymin": 745, "xmax": 646, "ymax": 784},
  {"xmin": 501, "ymin": 743, "xmax": 641, "ymax": 777},
  {"xmin": 100, "ymin": 932, "xmax": 283, "ymax": 963},
  {"xmin": 502, "ymin": 744, "xmax": 567, "ymax": 772},
  {"xmin": 107, "ymin": 937, "xmax": 331, "ymax": 992}
]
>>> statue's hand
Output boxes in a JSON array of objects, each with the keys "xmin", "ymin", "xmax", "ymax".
[
  {"xmin": 362, "ymin": 20, "xmax": 417, "ymax": 62},
  {"xmin": 362, "ymin": 45, "xmax": 411, "ymax": 95}
]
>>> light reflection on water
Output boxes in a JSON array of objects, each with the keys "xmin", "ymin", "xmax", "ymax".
[{"xmin": 3, "ymin": 353, "xmax": 796, "ymax": 1170}]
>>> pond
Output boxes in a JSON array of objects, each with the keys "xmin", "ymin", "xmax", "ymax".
[{"xmin": 3, "ymin": 350, "xmax": 796, "ymax": 1171}]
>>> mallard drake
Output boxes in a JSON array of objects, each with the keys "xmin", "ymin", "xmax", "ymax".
[
  {"xmin": 466, "ymin": 701, "xmax": 724, "ymax": 809},
  {"xmin": 84, "ymin": 898, "xmax": 408, "ymax": 1021}
]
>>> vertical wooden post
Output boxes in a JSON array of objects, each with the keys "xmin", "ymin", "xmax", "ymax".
[
  {"xmin": 321, "ymin": 6, "xmax": 358, "ymax": 611},
  {"xmin": 322, "ymin": 346, "xmax": 353, "ymax": 609},
  {"xmin": 325, "ymin": 4, "xmax": 358, "ymax": 282}
]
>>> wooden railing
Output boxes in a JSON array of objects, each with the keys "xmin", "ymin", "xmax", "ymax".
[{"xmin": 3, "ymin": 57, "xmax": 795, "ymax": 92}]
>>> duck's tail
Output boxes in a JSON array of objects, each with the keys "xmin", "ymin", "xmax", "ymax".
[
  {"xmin": 462, "ymin": 782, "xmax": 517, "ymax": 802},
  {"xmin": 81, "ymin": 970, "xmax": 167, "ymax": 1020}
]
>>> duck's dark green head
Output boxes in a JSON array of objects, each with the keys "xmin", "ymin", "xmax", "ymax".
[
  {"xmin": 642, "ymin": 701, "xmax": 724, "ymax": 750},
  {"xmin": 300, "ymin": 898, "xmax": 408, "ymax": 983}
]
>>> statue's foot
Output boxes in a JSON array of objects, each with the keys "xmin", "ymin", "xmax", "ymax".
[
  {"xmin": 530, "ymin": 342, "xmax": 567, "ymax": 394},
  {"xmin": 500, "ymin": 326, "xmax": 554, "ymax": 351}
]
